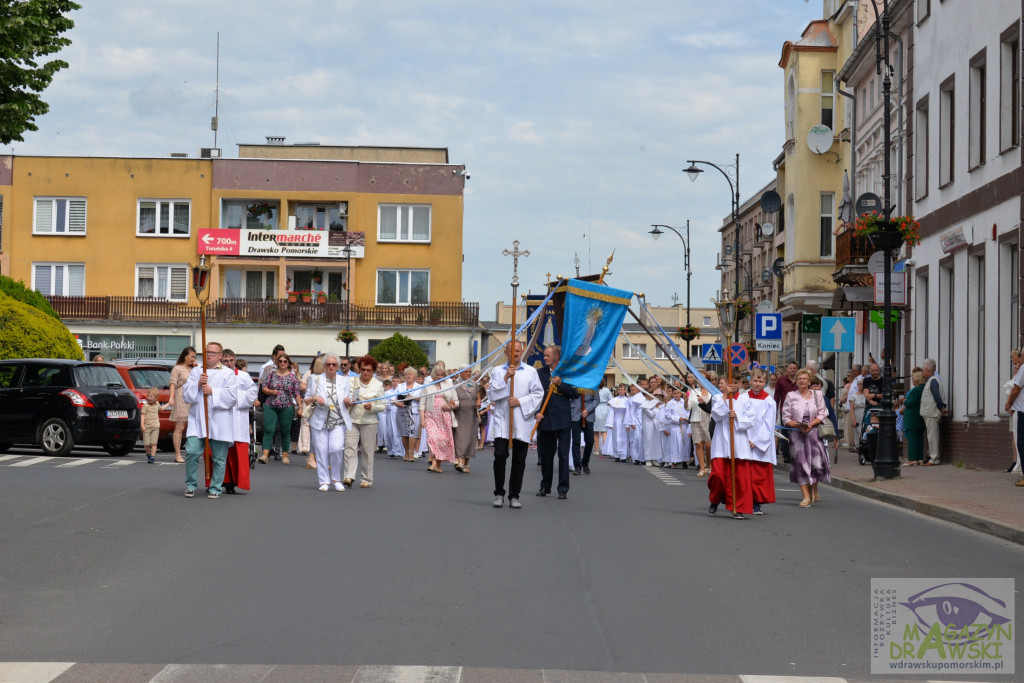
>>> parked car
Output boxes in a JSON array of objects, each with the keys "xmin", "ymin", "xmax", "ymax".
[
  {"xmin": 110, "ymin": 360, "xmax": 174, "ymax": 447},
  {"xmin": 0, "ymin": 359, "xmax": 141, "ymax": 456}
]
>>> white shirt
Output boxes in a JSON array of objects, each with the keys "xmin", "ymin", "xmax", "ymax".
[
  {"xmin": 183, "ymin": 365, "xmax": 238, "ymax": 441},
  {"xmin": 1011, "ymin": 365, "xmax": 1024, "ymax": 412},
  {"xmin": 709, "ymin": 393, "xmax": 755, "ymax": 461},
  {"xmin": 487, "ymin": 362, "xmax": 543, "ymax": 443},
  {"xmin": 229, "ymin": 368, "xmax": 259, "ymax": 443}
]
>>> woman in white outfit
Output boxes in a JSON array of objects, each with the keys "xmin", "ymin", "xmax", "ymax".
[{"xmin": 303, "ymin": 353, "xmax": 352, "ymax": 491}]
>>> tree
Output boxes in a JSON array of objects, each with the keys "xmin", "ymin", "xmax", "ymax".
[
  {"xmin": 0, "ymin": 292, "xmax": 82, "ymax": 360},
  {"xmin": 0, "ymin": 0, "xmax": 81, "ymax": 145},
  {"xmin": 368, "ymin": 332, "xmax": 427, "ymax": 370},
  {"xmin": 0, "ymin": 274, "xmax": 60, "ymax": 319}
]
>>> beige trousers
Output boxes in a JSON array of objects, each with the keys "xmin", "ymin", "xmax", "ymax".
[
  {"xmin": 344, "ymin": 422, "xmax": 378, "ymax": 484},
  {"xmin": 924, "ymin": 416, "xmax": 941, "ymax": 464}
]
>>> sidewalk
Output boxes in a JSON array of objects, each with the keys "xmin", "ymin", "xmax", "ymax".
[{"xmin": 822, "ymin": 448, "xmax": 1024, "ymax": 545}]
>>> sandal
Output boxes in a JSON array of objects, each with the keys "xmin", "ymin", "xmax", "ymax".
[
  {"xmin": 798, "ymin": 498, "xmax": 812, "ymax": 508},
  {"xmin": 462, "ymin": 467, "xmax": 470, "ymax": 473},
  {"xmin": 454, "ymin": 464, "xmax": 464, "ymax": 473},
  {"xmin": 813, "ymin": 494, "xmax": 821, "ymax": 502},
  {"xmin": 427, "ymin": 466, "xmax": 441, "ymax": 473}
]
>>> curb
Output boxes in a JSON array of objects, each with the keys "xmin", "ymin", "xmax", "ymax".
[{"xmin": 827, "ymin": 476, "xmax": 1024, "ymax": 547}]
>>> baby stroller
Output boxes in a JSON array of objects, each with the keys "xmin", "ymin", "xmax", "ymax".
[
  {"xmin": 248, "ymin": 406, "xmax": 261, "ymax": 469},
  {"xmin": 858, "ymin": 405, "xmax": 884, "ymax": 466}
]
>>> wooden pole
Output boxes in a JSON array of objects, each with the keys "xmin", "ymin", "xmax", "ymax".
[
  {"xmin": 725, "ymin": 332, "xmax": 737, "ymax": 515},
  {"xmin": 508, "ymin": 289, "xmax": 517, "ymax": 441},
  {"xmin": 200, "ymin": 302, "xmax": 213, "ymax": 481}
]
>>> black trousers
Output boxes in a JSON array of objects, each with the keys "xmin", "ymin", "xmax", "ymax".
[
  {"xmin": 538, "ymin": 427, "xmax": 572, "ymax": 493},
  {"xmin": 493, "ymin": 437, "xmax": 528, "ymax": 500},
  {"xmin": 571, "ymin": 419, "xmax": 595, "ymax": 468}
]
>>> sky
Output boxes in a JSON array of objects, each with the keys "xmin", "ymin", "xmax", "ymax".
[{"xmin": 8, "ymin": 0, "xmax": 823, "ymax": 317}]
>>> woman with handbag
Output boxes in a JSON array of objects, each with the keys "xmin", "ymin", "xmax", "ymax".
[
  {"xmin": 299, "ymin": 355, "xmax": 325, "ymax": 469},
  {"xmin": 342, "ymin": 356, "xmax": 387, "ymax": 488},
  {"xmin": 420, "ymin": 361, "xmax": 459, "ymax": 473},
  {"xmin": 395, "ymin": 366, "xmax": 422, "ymax": 461},
  {"xmin": 302, "ymin": 353, "xmax": 352, "ymax": 491},
  {"xmin": 782, "ymin": 369, "xmax": 831, "ymax": 508},
  {"xmin": 259, "ymin": 353, "xmax": 303, "ymax": 465}
]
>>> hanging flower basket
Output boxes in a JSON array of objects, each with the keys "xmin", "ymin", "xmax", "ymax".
[
  {"xmin": 853, "ymin": 211, "xmax": 921, "ymax": 246},
  {"xmin": 336, "ymin": 330, "xmax": 358, "ymax": 344},
  {"xmin": 676, "ymin": 324, "xmax": 700, "ymax": 342},
  {"xmin": 317, "ymin": 291, "xmax": 327, "ymax": 303},
  {"xmin": 733, "ymin": 296, "xmax": 754, "ymax": 320}
]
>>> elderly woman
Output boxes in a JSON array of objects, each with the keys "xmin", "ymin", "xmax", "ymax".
[
  {"xmin": 781, "ymin": 369, "xmax": 831, "ymax": 508},
  {"xmin": 902, "ymin": 369, "xmax": 926, "ymax": 466},
  {"xmin": 342, "ymin": 355, "xmax": 387, "ymax": 488},
  {"xmin": 303, "ymin": 353, "xmax": 352, "ymax": 491},
  {"xmin": 395, "ymin": 366, "xmax": 422, "ymax": 461},
  {"xmin": 452, "ymin": 364, "xmax": 479, "ymax": 473},
  {"xmin": 299, "ymin": 355, "xmax": 325, "ymax": 470},
  {"xmin": 421, "ymin": 361, "xmax": 458, "ymax": 473}
]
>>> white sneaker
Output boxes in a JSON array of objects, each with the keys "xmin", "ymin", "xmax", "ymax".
[
  {"xmin": 493, "ymin": 495, "xmax": 503, "ymax": 508},
  {"xmin": 333, "ymin": 481, "xmax": 345, "ymax": 492},
  {"xmin": 318, "ymin": 484, "xmax": 329, "ymax": 492}
]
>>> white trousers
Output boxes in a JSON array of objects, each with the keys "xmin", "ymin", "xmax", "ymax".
[
  {"xmin": 312, "ymin": 425, "xmax": 345, "ymax": 487},
  {"xmin": 924, "ymin": 416, "xmax": 941, "ymax": 464}
]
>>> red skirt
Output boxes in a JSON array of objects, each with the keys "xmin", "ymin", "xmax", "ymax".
[
  {"xmin": 749, "ymin": 460, "xmax": 776, "ymax": 504},
  {"xmin": 205, "ymin": 442, "xmax": 251, "ymax": 490},
  {"xmin": 707, "ymin": 457, "xmax": 753, "ymax": 514}
]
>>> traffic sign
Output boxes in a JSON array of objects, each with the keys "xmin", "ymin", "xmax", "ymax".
[
  {"xmin": 756, "ymin": 339, "xmax": 782, "ymax": 351},
  {"xmin": 755, "ymin": 313, "xmax": 782, "ymax": 340},
  {"xmin": 821, "ymin": 316, "xmax": 855, "ymax": 353},
  {"xmin": 728, "ymin": 343, "xmax": 748, "ymax": 366},
  {"xmin": 801, "ymin": 314, "xmax": 822, "ymax": 334},
  {"xmin": 701, "ymin": 343, "xmax": 723, "ymax": 365}
]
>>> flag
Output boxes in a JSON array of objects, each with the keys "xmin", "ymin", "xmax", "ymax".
[
  {"xmin": 555, "ymin": 279, "xmax": 632, "ymax": 390},
  {"xmin": 869, "ymin": 309, "xmax": 900, "ymax": 328}
]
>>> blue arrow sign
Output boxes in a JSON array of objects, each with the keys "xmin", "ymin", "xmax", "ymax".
[
  {"xmin": 821, "ymin": 316, "xmax": 855, "ymax": 353},
  {"xmin": 701, "ymin": 343, "xmax": 723, "ymax": 365},
  {"xmin": 755, "ymin": 313, "xmax": 782, "ymax": 340}
]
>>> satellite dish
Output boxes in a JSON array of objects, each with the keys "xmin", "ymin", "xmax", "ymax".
[
  {"xmin": 772, "ymin": 257, "xmax": 785, "ymax": 278},
  {"xmin": 759, "ymin": 190, "xmax": 782, "ymax": 213},
  {"xmin": 807, "ymin": 124, "xmax": 834, "ymax": 154},
  {"xmin": 856, "ymin": 192, "xmax": 883, "ymax": 217},
  {"xmin": 868, "ymin": 251, "xmax": 886, "ymax": 274},
  {"xmin": 724, "ymin": 244, "xmax": 733, "ymax": 255},
  {"xmin": 761, "ymin": 269, "xmax": 772, "ymax": 284},
  {"xmin": 760, "ymin": 222, "xmax": 775, "ymax": 236}
]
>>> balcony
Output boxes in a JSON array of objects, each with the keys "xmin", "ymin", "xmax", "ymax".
[
  {"xmin": 833, "ymin": 230, "xmax": 873, "ymax": 285},
  {"xmin": 46, "ymin": 296, "xmax": 480, "ymax": 327}
]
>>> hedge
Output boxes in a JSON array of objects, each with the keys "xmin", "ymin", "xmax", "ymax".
[
  {"xmin": 0, "ymin": 275, "xmax": 60, "ymax": 320},
  {"xmin": 0, "ymin": 293, "xmax": 83, "ymax": 360}
]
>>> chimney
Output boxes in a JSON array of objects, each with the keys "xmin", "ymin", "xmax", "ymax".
[{"xmin": 266, "ymin": 136, "xmax": 285, "ymax": 145}]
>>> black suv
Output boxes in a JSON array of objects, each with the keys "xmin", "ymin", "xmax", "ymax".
[{"xmin": 0, "ymin": 359, "xmax": 141, "ymax": 457}]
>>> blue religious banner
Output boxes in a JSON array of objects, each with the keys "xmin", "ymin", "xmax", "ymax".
[
  {"xmin": 523, "ymin": 294, "xmax": 558, "ymax": 368},
  {"xmin": 554, "ymin": 279, "xmax": 633, "ymax": 390}
]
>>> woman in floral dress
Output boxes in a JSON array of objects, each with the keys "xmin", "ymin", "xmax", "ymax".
[{"xmin": 420, "ymin": 362, "xmax": 458, "ymax": 473}]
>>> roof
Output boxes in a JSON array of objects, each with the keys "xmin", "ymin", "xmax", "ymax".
[{"xmin": 779, "ymin": 20, "xmax": 838, "ymax": 68}]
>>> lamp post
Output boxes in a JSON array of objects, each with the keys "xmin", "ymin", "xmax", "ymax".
[
  {"xmin": 711, "ymin": 289, "xmax": 744, "ymax": 519},
  {"xmin": 685, "ymin": 154, "xmax": 741, "ymax": 298},
  {"xmin": 649, "ymin": 222, "xmax": 691, "ymax": 327},
  {"xmin": 341, "ymin": 244, "xmax": 354, "ymax": 358},
  {"xmin": 868, "ymin": 0, "xmax": 901, "ymax": 480},
  {"xmin": 190, "ymin": 254, "xmax": 213, "ymax": 466}
]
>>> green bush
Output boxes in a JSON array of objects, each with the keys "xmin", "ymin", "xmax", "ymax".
[
  {"xmin": 368, "ymin": 332, "xmax": 427, "ymax": 369},
  {"xmin": 0, "ymin": 275, "xmax": 60, "ymax": 320},
  {"xmin": 0, "ymin": 293, "xmax": 83, "ymax": 360}
]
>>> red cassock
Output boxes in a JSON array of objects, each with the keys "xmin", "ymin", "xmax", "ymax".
[
  {"xmin": 749, "ymin": 461, "xmax": 776, "ymax": 503},
  {"xmin": 707, "ymin": 457, "xmax": 753, "ymax": 514},
  {"xmin": 206, "ymin": 442, "xmax": 250, "ymax": 490}
]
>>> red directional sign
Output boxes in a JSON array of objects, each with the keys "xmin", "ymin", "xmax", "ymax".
[
  {"xmin": 728, "ymin": 343, "xmax": 748, "ymax": 366},
  {"xmin": 198, "ymin": 228, "xmax": 241, "ymax": 255}
]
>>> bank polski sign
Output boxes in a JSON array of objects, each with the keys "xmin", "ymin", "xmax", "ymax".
[{"xmin": 198, "ymin": 229, "xmax": 366, "ymax": 259}]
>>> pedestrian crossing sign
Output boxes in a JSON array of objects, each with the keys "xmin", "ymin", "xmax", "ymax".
[{"xmin": 701, "ymin": 343, "xmax": 723, "ymax": 365}]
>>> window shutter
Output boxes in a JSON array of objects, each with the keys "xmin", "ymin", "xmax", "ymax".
[
  {"xmin": 412, "ymin": 206, "xmax": 430, "ymax": 240},
  {"xmin": 68, "ymin": 265, "xmax": 85, "ymax": 296},
  {"xmin": 35, "ymin": 199, "xmax": 53, "ymax": 233},
  {"xmin": 35, "ymin": 265, "xmax": 52, "ymax": 294},
  {"xmin": 137, "ymin": 266, "xmax": 155, "ymax": 297},
  {"xmin": 68, "ymin": 200, "xmax": 87, "ymax": 233},
  {"xmin": 170, "ymin": 267, "xmax": 188, "ymax": 301}
]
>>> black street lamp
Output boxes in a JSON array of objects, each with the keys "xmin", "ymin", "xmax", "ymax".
[
  {"xmin": 342, "ymin": 244, "xmax": 354, "ymax": 358},
  {"xmin": 685, "ymin": 154, "xmax": 741, "ymax": 297},
  {"xmin": 868, "ymin": 0, "xmax": 901, "ymax": 480},
  {"xmin": 649, "ymin": 222, "xmax": 691, "ymax": 327}
]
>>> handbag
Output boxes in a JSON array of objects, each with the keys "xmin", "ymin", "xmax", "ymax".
[
  {"xmin": 815, "ymin": 390, "xmax": 836, "ymax": 440},
  {"xmin": 301, "ymin": 376, "xmax": 318, "ymax": 420}
]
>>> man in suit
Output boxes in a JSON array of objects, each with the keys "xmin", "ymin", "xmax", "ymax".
[
  {"xmin": 570, "ymin": 388, "xmax": 599, "ymax": 475},
  {"xmin": 536, "ymin": 345, "xmax": 579, "ymax": 499}
]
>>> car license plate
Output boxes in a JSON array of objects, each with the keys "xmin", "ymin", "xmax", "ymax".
[{"xmin": 106, "ymin": 410, "xmax": 129, "ymax": 419}]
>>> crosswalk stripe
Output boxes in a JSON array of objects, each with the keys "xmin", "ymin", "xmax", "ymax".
[
  {"xmin": 55, "ymin": 458, "xmax": 94, "ymax": 468},
  {"xmin": 0, "ymin": 454, "xmax": 23, "ymax": 462},
  {"xmin": 101, "ymin": 461, "xmax": 134, "ymax": 468},
  {"xmin": 11, "ymin": 456, "xmax": 54, "ymax": 467}
]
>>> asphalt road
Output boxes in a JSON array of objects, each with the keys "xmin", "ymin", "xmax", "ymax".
[{"xmin": 1, "ymin": 446, "xmax": 1021, "ymax": 679}]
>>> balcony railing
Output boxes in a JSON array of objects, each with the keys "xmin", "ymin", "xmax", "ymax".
[
  {"xmin": 46, "ymin": 296, "xmax": 480, "ymax": 327},
  {"xmin": 835, "ymin": 230, "xmax": 873, "ymax": 271}
]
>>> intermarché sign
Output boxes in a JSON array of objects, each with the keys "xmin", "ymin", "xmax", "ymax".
[{"xmin": 197, "ymin": 228, "xmax": 365, "ymax": 259}]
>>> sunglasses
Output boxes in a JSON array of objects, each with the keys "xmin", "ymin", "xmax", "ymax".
[{"xmin": 325, "ymin": 362, "xmax": 338, "ymax": 367}]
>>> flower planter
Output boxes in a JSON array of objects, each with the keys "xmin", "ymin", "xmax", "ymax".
[
  {"xmin": 288, "ymin": 294, "xmax": 297, "ymax": 303},
  {"xmin": 302, "ymin": 295, "xmax": 311, "ymax": 303},
  {"xmin": 867, "ymin": 230, "xmax": 905, "ymax": 250}
]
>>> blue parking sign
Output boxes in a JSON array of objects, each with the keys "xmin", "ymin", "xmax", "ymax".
[{"xmin": 756, "ymin": 313, "xmax": 782, "ymax": 340}]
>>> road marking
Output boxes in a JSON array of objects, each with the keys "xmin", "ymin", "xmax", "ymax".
[
  {"xmin": 11, "ymin": 456, "xmax": 54, "ymax": 467},
  {"xmin": 645, "ymin": 466, "xmax": 686, "ymax": 486},
  {"xmin": 101, "ymin": 461, "xmax": 134, "ymax": 468},
  {"xmin": 0, "ymin": 454, "xmax": 27, "ymax": 462},
  {"xmin": 56, "ymin": 458, "xmax": 95, "ymax": 468}
]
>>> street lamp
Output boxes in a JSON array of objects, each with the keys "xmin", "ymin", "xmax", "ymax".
[
  {"xmin": 685, "ymin": 154, "xmax": 741, "ymax": 298},
  {"xmin": 190, "ymin": 254, "xmax": 213, "ymax": 462},
  {"xmin": 866, "ymin": 0, "xmax": 900, "ymax": 480},
  {"xmin": 341, "ymin": 244, "xmax": 354, "ymax": 358},
  {"xmin": 649, "ymin": 222, "xmax": 691, "ymax": 327},
  {"xmin": 712, "ymin": 288, "xmax": 744, "ymax": 519}
]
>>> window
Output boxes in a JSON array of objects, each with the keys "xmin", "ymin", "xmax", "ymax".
[
  {"xmin": 820, "ymin": 192, "xmax": 834, "ymax": 258},
  {"xmin": 969, "ymin": 49, "xmax": 987, "ymax": 170},
  {"xmin": 655, "ymin": 345, "xmax": 678, "ymax": 360},
  {"xmin": 293, "ymin": 203, "xmax": 346, "ymax": 231},
  {"xmin": 1009, "ymin": 243, "xmax": 1019, "ymax": 353},
  {"xmin": 621, "ymin": 343, "xmax": 647, "ymax": 360},
  {"xmin": 33, "ymin": 263, "xmax": 85, "ymax": 296},
  {"xmin": 703, "ymin": 316, "xmax": 711, "ymax": 326},
  {"xmin": 136, "ymin": 264, "xmax": 188, "ymax": 301},
  {"xmin": 34, "ymin": 197, "xmax": 86, "ymax": 235},
  {"xmin": 917, "ymin": 0, "xmax": 930, "ymax": 23},
  {"xmin": 821, "ymin": 71, "xmax": 835, "ymax": 129},
  {"xmin": 939, "ymin": 75, "xmax": 955, "ymax": 187},
  {"xmin": 138, "ymin": 200, "xmax": 190, "ymax": 237},
  {"xmin": 378, "ymin": 204, "xmax": 431, "ymax": 242},
  {"xmin": 222, "ymin": 200, "xmax": 278, "ymax": 230},
  {"xmin": 972, "ymin": 252, "xmax": 985, "ymax": 413},
  {"xmin": 915, "ymin": 96, "xmax": 930, "ymax": 199},
  {"xmin": 223, "ymin": 269, "xmax": 276, "ymax": 299},
  {"xmin": 1000, "ymin": 23, "xmax": 1020, "ymax": 153},
  {"xmin": 916, "ymin": 269, "xmax": 929, "ymax": 363},
  {"xmin": 376, "ymin": 269, "xmax": 428, "ymax": 305}
]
